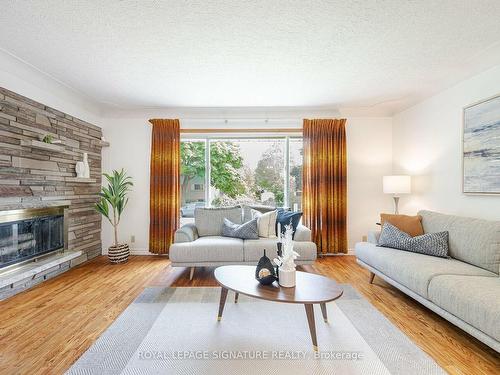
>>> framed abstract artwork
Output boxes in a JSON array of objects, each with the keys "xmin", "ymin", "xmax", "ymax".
[{"xmin": 462, "ymin": 94, "xmax": 500, "ymax": 194}]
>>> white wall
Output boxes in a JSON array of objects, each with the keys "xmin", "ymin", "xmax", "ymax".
[
  {"xmin": 347, "ymin": 118, "xmax": 393, "ymax": 248},
  {"xmin": 100, "ymin": 117, "xmax": 152, "ymax": 253},
  {"xmin": 393, "ymin": 64, "xmax": 500, "ymax": 220},
  {"xmin": 0, "ymin": 49, "xmax": 102, "ymax": 125},
  {"xmin": 100, "ymin": 114, "xmax": 393, "ymax": 253}
]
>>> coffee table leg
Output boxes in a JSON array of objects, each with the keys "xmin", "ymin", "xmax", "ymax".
[
  {"xmin": 304, "ymin": 304, "xmax": 318, "ymax": 351},
  {"xmin": 234, "ymin": 292, "xmax": 239, "ymax": 303},
  {"xmin": 217, "ymin": 287, "xmax": 228, "ymax": 321},
  {"xmin": 320, "ymin": 303, "xmax": 328, "ymax": 323}
]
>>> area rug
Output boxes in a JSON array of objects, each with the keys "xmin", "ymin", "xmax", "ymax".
[{"xmin": 67, "ymin": 285, "xmax": 444, "ymax": 375}]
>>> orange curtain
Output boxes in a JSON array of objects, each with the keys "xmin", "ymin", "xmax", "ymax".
[
  {"xmin": 303, "ymin": 119, "xmax": 347, "ymax": 254},
  {"xmin": 149, "ymin": 119, "xmax": 180, "ymax": 254}
]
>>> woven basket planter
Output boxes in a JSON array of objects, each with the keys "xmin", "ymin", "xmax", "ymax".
[{"xmin": 108, "ymin": 243, "xmax": 130, "ymax": 264}]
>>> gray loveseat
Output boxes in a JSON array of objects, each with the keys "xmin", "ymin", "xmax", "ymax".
[
  {"xmin": 355, "ymin": 210, "xmax": 500, "ymax": 352},
  {"xmin": 170, "ymin": 206, "xmax": 317, "ymax": 279}
]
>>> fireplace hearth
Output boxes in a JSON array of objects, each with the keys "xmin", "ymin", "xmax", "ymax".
[{"xmin": 0, "ymin": 207, "xmax": 68, "ymax": 269}]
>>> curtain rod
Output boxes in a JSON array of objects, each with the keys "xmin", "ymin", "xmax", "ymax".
[
  {"xmin": 149, "ymin": 117, "xmax": 340, "ymax": 121},
  {"xmin": 176, "ymin": 118, "xmax": 304, "ymax": 121},
  {"xmin": 180, "ymin": 128, "xmax": 302, "ymax": 134}
]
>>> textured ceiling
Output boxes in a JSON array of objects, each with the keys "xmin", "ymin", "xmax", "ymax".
[{"xmin": 1, "ymin": 1, "xmax": 500, "ymax": 113}]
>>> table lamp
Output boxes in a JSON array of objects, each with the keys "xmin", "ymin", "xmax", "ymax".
[{"xmin": 383, "ymin": 175, "xmax": 411, "ymax": 214}]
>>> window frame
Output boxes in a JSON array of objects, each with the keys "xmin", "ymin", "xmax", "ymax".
[{"xmin": 180, "ymin": 134, "xmax": 303, "ymax": 209}]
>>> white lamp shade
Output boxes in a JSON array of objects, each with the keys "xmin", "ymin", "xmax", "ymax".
[{"xmin": 383, "ymin": 175, "xmax": 411, "ymax": 194}]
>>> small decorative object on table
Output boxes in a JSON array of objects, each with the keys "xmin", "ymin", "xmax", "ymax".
[
  {"xmin": 275, "ymin": 241, "xmax": 282, "ymax": 278},
  {"xmin": 255, "ymin": 250, "xmax": 278, "ymax": 285},
  {"xmin": 274, "ymin": 223, "xmax": 300, "ymax": 288},
  {"xmin": 276, "ymin": 223, "xmax": 283, "ymax": 278}
]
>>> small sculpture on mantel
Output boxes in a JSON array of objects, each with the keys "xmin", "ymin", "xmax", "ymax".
[
  {"xmin": 75, "ymin": 152, "xmax": 90, "ymax": 178},
  {"xmin": 75, "ymin": 161, "xmax": 85, "ymax": 178}
]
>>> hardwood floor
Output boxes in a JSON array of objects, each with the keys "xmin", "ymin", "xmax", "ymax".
[
  {"xmin": 0, "ymin": 256, "xmax": 167, "ymax": 375},
  {"xmin": 0, "ymin": 255, "xmax": 498, "ymax": 374}
]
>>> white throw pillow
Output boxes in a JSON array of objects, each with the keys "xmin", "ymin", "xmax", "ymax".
[{"xmin": 251, "ymin": 209, "xmax": 277, "ymax": 238}]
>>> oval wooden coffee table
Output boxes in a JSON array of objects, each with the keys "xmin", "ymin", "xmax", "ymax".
[{"xmin": 214, "ymin": 265, "xmax": 343, "ymax": 351}]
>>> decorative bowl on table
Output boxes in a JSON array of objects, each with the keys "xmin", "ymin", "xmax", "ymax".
[{"xmin": 255, "ymin": 250, "xmax": 278, "ymax": 285}]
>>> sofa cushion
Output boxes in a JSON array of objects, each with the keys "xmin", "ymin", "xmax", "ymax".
[
  {"xmin": 243, "ymin": 238, "xmax": 317, "ymax": 262},
  {"xmin": 243, "ymin": 205, "xmax": 276, "ymax": 222},
  {"xmin": 195, "ymin": 206, "xmax": 242, "ymax": 237},
  {"xmin": 380, "ymin": 213, "xmax": 424, "ymax": 237},
  {"xmin": 294, "ymin": 224, "xmax": 312, "ymax": 242},
  {"xmin": 251, "ymin": 209, "xmax": 278, "ymax": 238},
  {"xmin": 276, "ymin": 208, "xmax": 303, "ymax": 239},
  {"xmin": 428, "ymin": 275, "xmax": 500, "ymax": 342},
  {"xmin": 222, "ymin": 218, "xmax": 259, "ymax": 240},
  {"xmin": 355, "ymin": 242, "xmax": 496, "ymax": 298},
  {"xmin": 378, "ymin": 222, "xmax": 449, "ymax": 258},
  {"xmin": 419, "ymin": 210, "xmax": 500, "ymax": 274},
  {"xmin": 174, "ymin": 223, "xmax": 198, "ymax": 243},
  {"xmin": 169, "ymin": 236, "xmax": 244, "ymax": 263}
]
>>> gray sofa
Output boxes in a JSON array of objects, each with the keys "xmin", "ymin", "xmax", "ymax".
[
  {"xmin": 170, "ymin": 206, "xmax": 317, "ymax": 279},
  {"xmin": 355, "ymin": 210, "xmax": 500, "ymax": 352}
]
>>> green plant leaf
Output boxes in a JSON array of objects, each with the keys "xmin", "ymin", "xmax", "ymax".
[
  {"xmin": 95, "ymin": 198, "xmax": 111, "ymax": 224},
  {"xmin": 94, "ymin": 168, "xmax": 133, "ymax": 228}
]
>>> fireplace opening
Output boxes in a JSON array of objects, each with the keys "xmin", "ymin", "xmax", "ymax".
[{"xmin": 0, "ymin": 207, "xmax": 68, "ymax": 269}]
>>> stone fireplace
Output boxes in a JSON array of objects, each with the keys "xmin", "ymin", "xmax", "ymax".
[
  {"xmin": 0, "ymin": 206, "xmax": 68, "ymax": 269},
  {"xmin": 0, "ymin": 86, "xmax": 104, "ymax": 300}
]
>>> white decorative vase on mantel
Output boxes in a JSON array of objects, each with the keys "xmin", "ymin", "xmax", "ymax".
[
  {"xmin": 82, "ymin": 152, "xmax": 90, "ymax": 178},
  {"xmin": 75, "ymin": 152, "xmax": 90, "ymax": 178},
  {"xmin": 75, "ymin": 161, "xmax": 85, "ymax": 178}
]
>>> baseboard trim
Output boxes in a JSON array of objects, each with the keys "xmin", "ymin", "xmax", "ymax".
[
  {"xmin": 318, "ymin": 250, "xmax": 355, "ymax": 257},
  {"xmin": 102, "ymin": 248, "xmax": 153, "ymax": 256},
  {"xmin": 130, "ymin": 249, "xmax": 153, "ymax": 255}
]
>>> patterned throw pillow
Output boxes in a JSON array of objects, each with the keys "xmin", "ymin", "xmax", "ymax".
[
  {"xmin": 378, "ymin": 222, "xmax": 449, "ymax": 258},
  {"xmin": 222, "ymin": 218, "xmax": 259, "ymax": 240},
  {"xmin": 251, "ymin": 209, "xmax": 278, "ymax": 238}
]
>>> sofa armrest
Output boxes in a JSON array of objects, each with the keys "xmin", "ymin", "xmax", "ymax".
[
  {"xmin": 294, "ymin": 224, "xmax": 312, "ymax": 242},
  {"xmin": 174, "ymin": 223, "xmax": 199, "ymax": 243},
  {"xmin": 367, "ymin": 230, "xmax": 380, "ymax": 245}
]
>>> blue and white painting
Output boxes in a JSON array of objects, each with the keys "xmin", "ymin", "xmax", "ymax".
[{"xmin": 463, "ymin": 94, "xmax": 500, "ymax": 194}]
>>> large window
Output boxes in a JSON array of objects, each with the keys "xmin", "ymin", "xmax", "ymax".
[
  {"xmin": 289, "ymin": 138, "xmax": 303, "ymax": 211},
  {"xmin": 209, "ymin": 139, "xmax": 285, "ymax": 207},
  {"xmin": 180, "ymin": 140, "xmax": 206, "ymax": 205},
  {"xmin": 180, "ymin": 137, "xmax": 303, "ymax": 221}
]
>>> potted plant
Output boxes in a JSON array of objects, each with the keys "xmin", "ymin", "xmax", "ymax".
[
  {"xmin": 42, "ymin": 134, "xmax": 54, "ymax": 144},
  {"xmin": 95, "ymin": 169, "xmax": 133, "ymax": 263}
]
